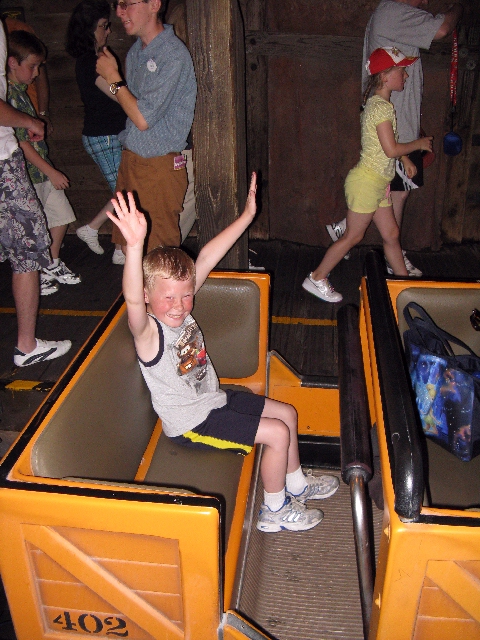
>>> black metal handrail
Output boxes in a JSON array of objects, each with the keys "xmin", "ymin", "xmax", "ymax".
[
  {"xmin": 337, "ymin": 303, "xmax": 374, "ymax": 639},
  {"xmin": 364, "ymin": 251, "xmax": 424, "ymax": 521}
]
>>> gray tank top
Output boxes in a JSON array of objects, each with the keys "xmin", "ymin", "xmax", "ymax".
[{"xmin": 138, "ymin": 314, "xmax": 227, "ymax": 437}]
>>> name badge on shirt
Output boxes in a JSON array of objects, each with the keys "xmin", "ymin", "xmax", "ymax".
[
  {"xmin": 147, "ymin": 59, "xmax": 157, "ymax": 72},
  {"xmin": 174, "ymin": 154, "xmax": 187, "ymax": 170}
]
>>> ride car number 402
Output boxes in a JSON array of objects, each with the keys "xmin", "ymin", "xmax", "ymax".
[{"xmin": 52, "ymin": 611, "xmax": 128, "ymax": 636}]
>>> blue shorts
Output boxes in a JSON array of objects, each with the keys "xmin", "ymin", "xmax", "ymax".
[
  {"xmin": 170, "ymin": 390, "xmax": 265, "ymax": 455},
  {"xmin": 82, "ymin": 135, "xmax": 122, "ymax": 192}
]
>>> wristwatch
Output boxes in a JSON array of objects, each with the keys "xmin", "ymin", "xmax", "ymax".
[{"xmin": 109, "ymin": 80, "xmax": 127, "ymax": 95}]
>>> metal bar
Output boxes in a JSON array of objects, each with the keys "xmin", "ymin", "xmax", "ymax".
[{"xmin": 350, "ymin": 473, "xmax": 374, "ymax": 639}]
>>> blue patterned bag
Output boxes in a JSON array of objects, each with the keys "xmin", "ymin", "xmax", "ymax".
[{"xmin": 403, "ymin": 302, "xmax": 480, "ymax": 462}]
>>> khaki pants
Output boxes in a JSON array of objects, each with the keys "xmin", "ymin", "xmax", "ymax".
[{"xmin": 113, "ymin": 149, "xmax": 187, "ymax": 251}]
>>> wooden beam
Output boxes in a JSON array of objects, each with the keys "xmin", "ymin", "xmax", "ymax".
[
  {"xmin": 187, "ymin": 0, "xmax": 248, "ymax": 268},
  {"xmin": 244, "ymin": 0, "xmax": 269, "ymax": 239}
]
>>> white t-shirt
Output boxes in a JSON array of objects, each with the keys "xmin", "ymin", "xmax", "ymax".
[
  {"xmin": 362, "ymin": 0, "xmax": 444, "ymax": 143},
  {"xmin": 0, "ymin": 22, "xmax": 18, "ymax": 160}
]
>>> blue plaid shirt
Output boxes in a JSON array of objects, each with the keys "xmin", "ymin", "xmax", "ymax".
[{"xmin": 119, "ymin": 24, "xmax": 196, "ymax": 158}]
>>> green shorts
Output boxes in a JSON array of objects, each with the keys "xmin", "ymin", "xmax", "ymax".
[{"xmin": 344, "ymin": 165, "xmax": 392, "ymax": 214}]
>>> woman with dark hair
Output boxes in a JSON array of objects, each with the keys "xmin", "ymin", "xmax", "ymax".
[{"xmin": 66, "ymin": 0, "xmax": 127, "ymax": 264}]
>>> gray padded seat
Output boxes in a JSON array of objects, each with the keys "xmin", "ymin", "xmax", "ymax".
[
  {"xmin": 193, "ymin": 278, "xmax": 260, "ymax": 378},
  {"xmin": 31, "ymin": 313, "xmax": 157, "ymax": 481},
  {"xmin": 396, "ymin": 287, "xmax": 480, "ymax": 509},
  {"xmin": 144, "ymin": 432, "xmax": 245, "ymax": 539},
  {"xmin": 397, "ymin": 288, "xmax": 480, "ymax": 356}
]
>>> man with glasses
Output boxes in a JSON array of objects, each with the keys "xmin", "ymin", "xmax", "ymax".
[{"xmin": 97, "ymin": 0, "xmax": 196, "ymax": 252}]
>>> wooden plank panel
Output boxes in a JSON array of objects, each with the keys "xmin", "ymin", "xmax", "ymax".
[
  {"xmin": 265, "ymin": 0, "xmax": 377, "ymax": 37},
  {"xmin": 268, "ymin": 55, "xmax": 360, "ymax": 246}
]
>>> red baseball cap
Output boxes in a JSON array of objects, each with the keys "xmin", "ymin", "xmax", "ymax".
[{"xmin": 366, "ymin": 47, "xmax": 419, "ymax": 76}]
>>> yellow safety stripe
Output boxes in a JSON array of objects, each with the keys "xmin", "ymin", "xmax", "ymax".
[{"xmin": 182, "ymin": 430, "xmax": 252, "ymax": 454}]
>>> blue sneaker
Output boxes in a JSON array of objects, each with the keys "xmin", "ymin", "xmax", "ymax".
[{"xmin": 256, "ymin": 496, "xmax": 323, "ymax": 533}]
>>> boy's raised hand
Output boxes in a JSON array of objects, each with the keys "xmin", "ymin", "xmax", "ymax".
[{"xmin": 107, "ymin": 191, "xmax": 147, "ymax": 249}]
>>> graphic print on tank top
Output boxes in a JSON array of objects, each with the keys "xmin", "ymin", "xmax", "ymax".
[{"xmin": 172, "ymin": 319, "xmax": 208, "ymax": 385}]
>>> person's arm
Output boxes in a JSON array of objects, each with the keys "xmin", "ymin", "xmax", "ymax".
[
  {"xmin": 94, "ymin": 75, "xmax": 119, "ymax": 103},
  {"xmin": 96, "ymin": 48, "xmax": 148, "ymax": 130},
  {"xmin": 377, "ymin": 121, "xmax": 432, "ymax": 158},
  {"xmin": 433, "ymin": 3, "xmax": 463, "ymax": 41},
  {"xmin": 0, "ymin": 99, "xmax": 44, "ymax": 140},
  {"xmin": 106, "ymin": 192, "xmax": 157, "ymax": 359},
  {"xmin": 400, "ymin": 155, "xmax": 417, "ymax": 179},
  {"xmin": 18, "ymin": 140, "xmax": 69, "ymax": 189},
  {"xmin": 35, "ymin": 65, "xmax": 53, "ymax": 135},
  {"xmin": 194, "ymin": 173, "xmax": 257, "ymax": 292}
]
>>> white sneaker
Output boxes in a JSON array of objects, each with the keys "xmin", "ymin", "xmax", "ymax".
[
  {"xmin": 302, "ymin": 274, "xmax": 342, "ymax": 302},
  {"xmin": 14, "ymin": 338, "xmax": 72, "ymax": 367},
  {"xmin": 386, "ymin": 251, "xmax": 422, "ymax": 277},
  {"xmin": 40, "ymin": 274, "xmax": 59, "ymax": 296},
  {"xmin": 43, "ymin": 261, "xmax": 81, "ymax": 285},
  {"xmin": 402, "ymin": 251, "xmax": 422, "ymax": 277},
  {"xmin": 287, "ymin": 470, "xmax": 340, "ymax": 502},
  {"xmin": 76, "ymin": 225, "xmax": 104, "ymax": 255},
  {"xmin": 256, "ymin": 496, "xmax": 324, "ymax": 533},
  {"xmin": 112, "ymin": 249, "xmax": 126, "ymax": 265},
  {"xmin": 326, "ymin": 219, "xmax": 350, "ymax": 259}
]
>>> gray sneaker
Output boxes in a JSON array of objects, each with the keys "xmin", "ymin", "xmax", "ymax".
[
  {"xmin": 302, "ymin": 274, "xmax": 343, "ymax": 302},
  {"xmin": 256, "ymin": 496, "xmax": 324, "ymax": 533},
  {"xmin": 287, "ymin": 470, "xmax": 339, "ymax": 502}
]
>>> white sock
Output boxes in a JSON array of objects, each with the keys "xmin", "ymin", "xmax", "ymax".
[
  {"xmin": 85, "ymin": 225, "xmax": 98, "ymax": 235},
  {"xmin": 48, "ymin": 258, "xmax": 59, "ymax": 269},
  {"xmin": 263, "ymin": 488, "xmax": 286, "ymax": 512},
  {"xmin": 286, "ymin": 466, "xmax": 307, "ymax": 496},
  {"xmin": 113, "ymin": 248, "xmax": 123, "ymax": 255}
]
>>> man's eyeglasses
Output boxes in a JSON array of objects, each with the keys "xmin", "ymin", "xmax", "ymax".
[
  {"xmin": 112, "ymin": 0, "xmax": 146, "ymax": 10},
  {"xmin": 98, "ymin": 21, "xmax": 112, "ymax": 30}
]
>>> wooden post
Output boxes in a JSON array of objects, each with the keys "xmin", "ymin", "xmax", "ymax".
[
  {"xmin": 243, "ymin": 0, "xmax": 269, "ymax": 239},
  {"xmin": 187, "ymin": 0, "xmax": 248, "ymax": 269}
]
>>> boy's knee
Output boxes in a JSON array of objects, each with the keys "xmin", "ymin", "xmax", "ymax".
[
  {"xmin": 262, "ymin": 418, "xmax": 290, "ymax": 448},
  {"xmin": 283, "ymin": 402, "xmax": 298, "ymax": 427}
]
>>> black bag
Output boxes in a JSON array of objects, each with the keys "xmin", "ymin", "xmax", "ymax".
[{"xmin": 403, "ymin": 301, "xmax": 480, "ymax": 462}]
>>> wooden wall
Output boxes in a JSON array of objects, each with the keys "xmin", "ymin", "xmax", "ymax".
[
  {"xmin": 4, "ymin": 0, "xmax": 480, "ymax": 250},
  {"xmin": 241, "ymin": 0, "xmax": 480, "ymax": 250}
]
